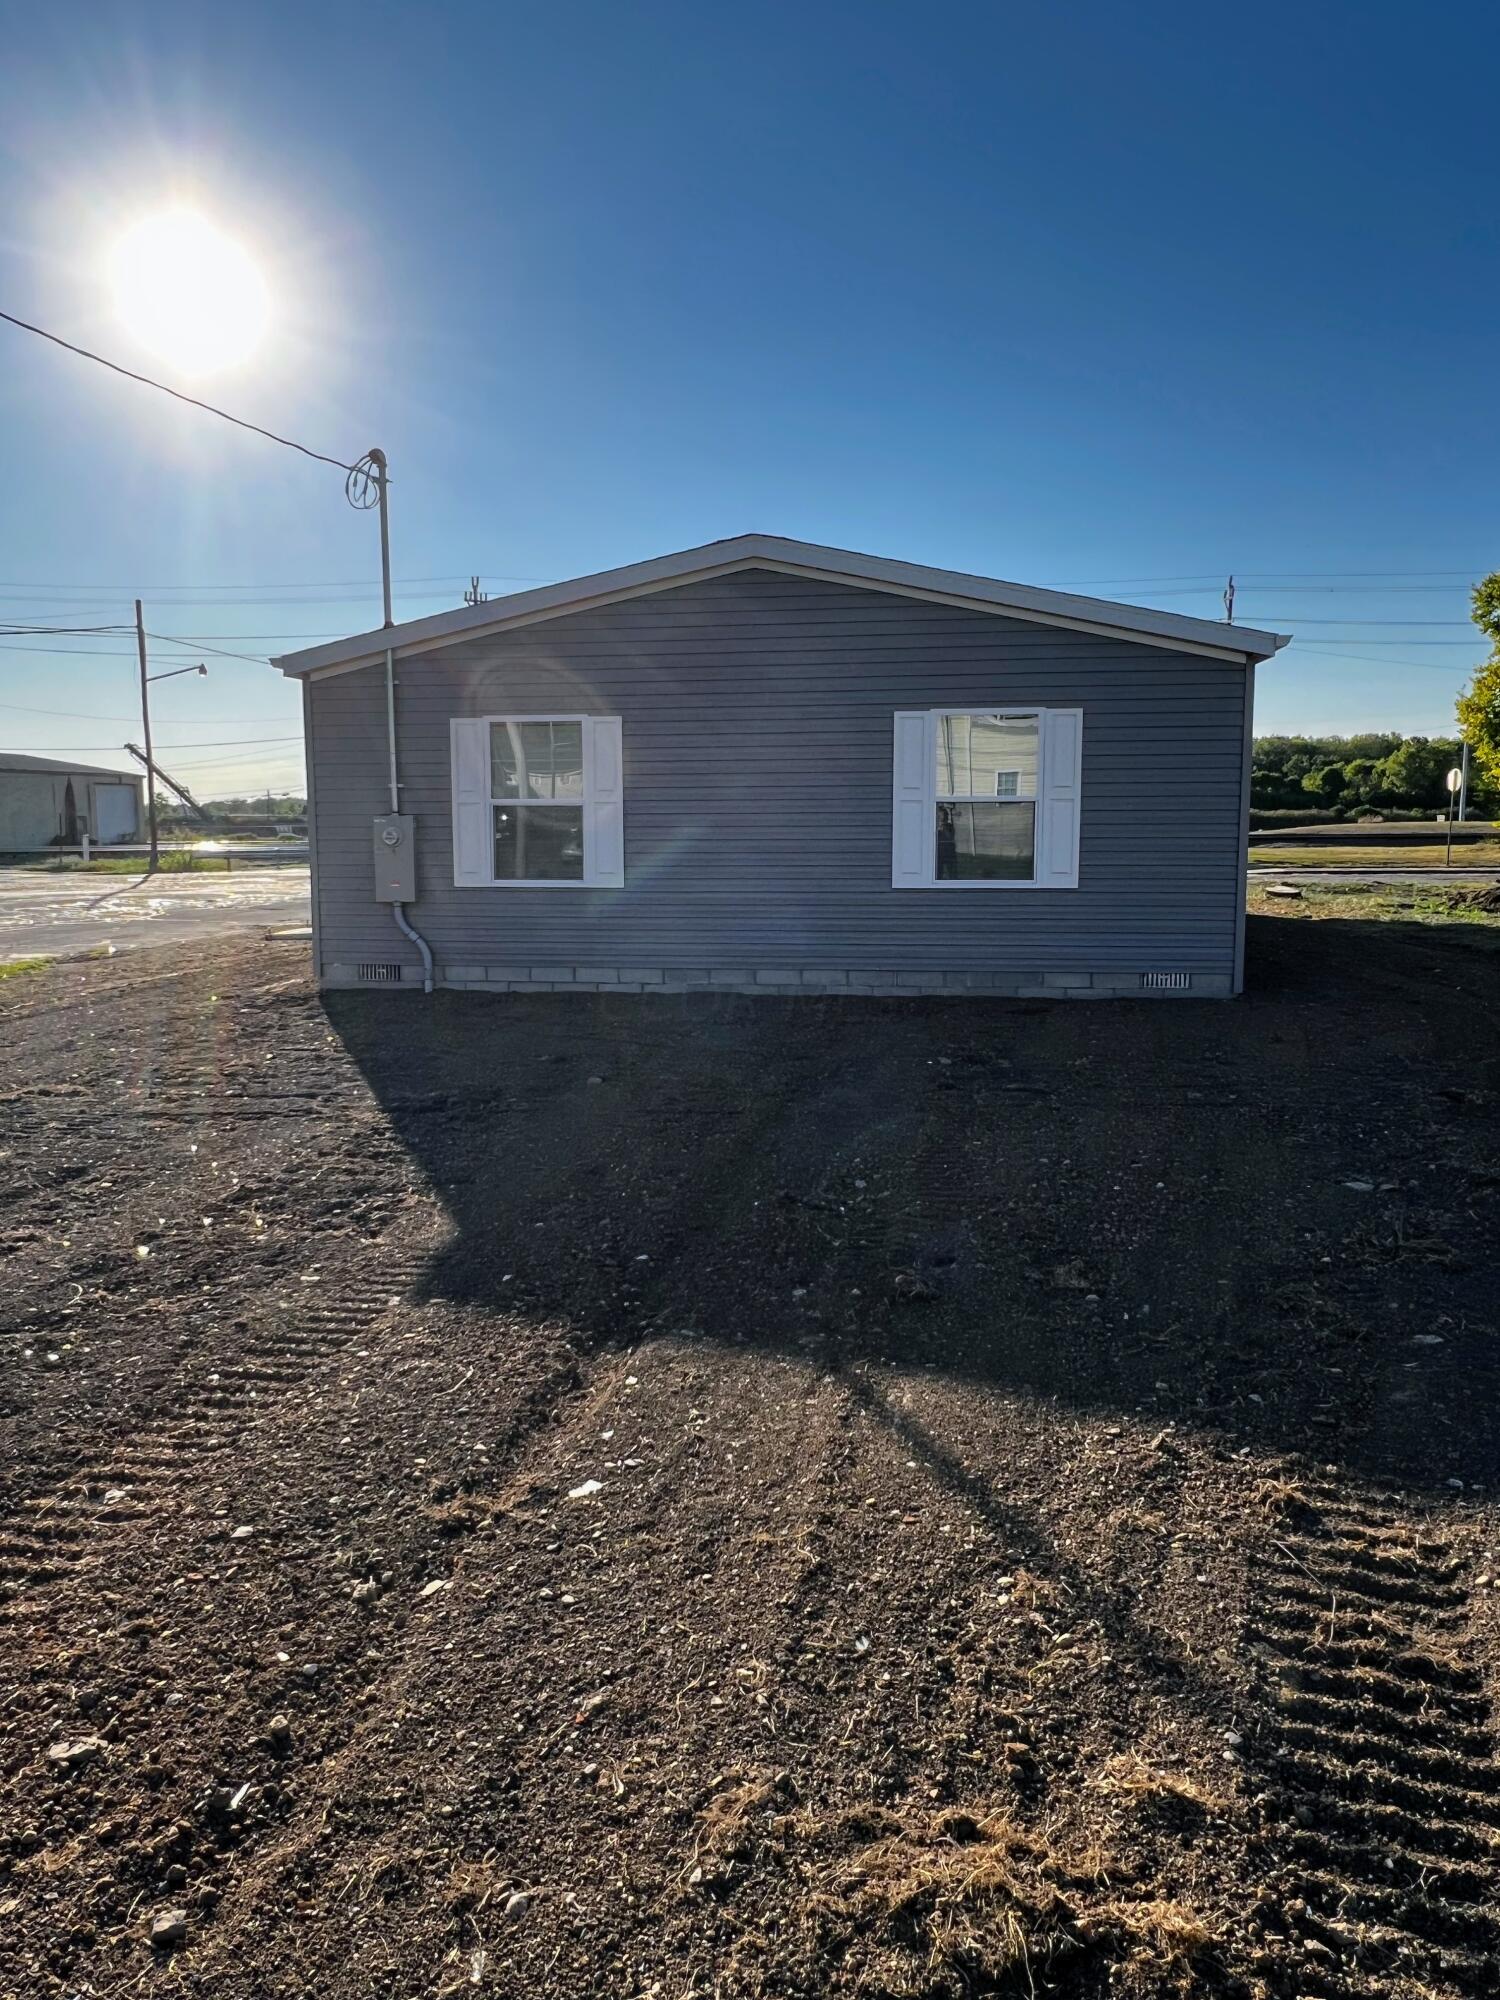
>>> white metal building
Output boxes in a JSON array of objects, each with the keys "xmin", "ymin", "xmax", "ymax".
[{"xmin": 0, "ymin": 753, "xmax": 144, "ymax": 850}]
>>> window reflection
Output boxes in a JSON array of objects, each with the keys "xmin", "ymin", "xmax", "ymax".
[
  {"xmin": 935, "ymin": 801, "xmax": 1036, "ymax": 880},
  {"xmin": 935, "ymin": 714, "xmax": 1039, "ymax": 800}
]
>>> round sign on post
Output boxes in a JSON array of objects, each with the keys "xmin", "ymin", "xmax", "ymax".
[{"xmin": 1444, "ymin": 768, "xmax": 1462, "ymax": 867}]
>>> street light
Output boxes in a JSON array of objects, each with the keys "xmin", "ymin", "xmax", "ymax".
[{"xmin": 133, "ymin": 594, "xmax": 207, "ymax": 870}]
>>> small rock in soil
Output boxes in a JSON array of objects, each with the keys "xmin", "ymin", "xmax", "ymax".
[
  {"xmin": 503, "ymin": 1891, "xmax": 531, "ymax": 1919},
  {"xmin": 892, "ymin": 1270, "xmax": 934, "ymax": 1301},
  {"xmin": 150, "ymin": 1909, "xmax": 189, "ymax": 1949},
  {"xmin": 47, "ymin": 1736, "xmax": 105, "ymax": 1771}
]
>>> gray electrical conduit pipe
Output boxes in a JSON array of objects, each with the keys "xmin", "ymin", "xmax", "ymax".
[{"xmin": 385, "ymin": 636, "xmax": 434, "ymax": 993}]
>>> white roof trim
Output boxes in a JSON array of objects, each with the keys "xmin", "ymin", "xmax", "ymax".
[{"xmin": 272, "ymin": 534, "xmax": 1289, "ymax": 679}]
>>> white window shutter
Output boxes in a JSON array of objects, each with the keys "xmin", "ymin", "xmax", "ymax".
[
  {"xmin": 584, "ymin": 716, "xmax": 625, "ymax": 887},
  {"xmin": 451, "ymin": 718, "xmax": 490, "ymax": 886},
  {"xmin": 1038, "ymin": 708, "xmax": 1083, "ymax": 888},
  {"xmin": 891, "ymin": 711, "xmax": 930, "ymax": 887}
]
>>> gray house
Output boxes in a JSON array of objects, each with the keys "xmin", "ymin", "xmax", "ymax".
[
  {"xmin": 0, "ymin": 753, "xmax": 144, "ymax": 851},
  {"xmin": 274, "ymin": 536, "xmax": 1287, "ymax": 999}
]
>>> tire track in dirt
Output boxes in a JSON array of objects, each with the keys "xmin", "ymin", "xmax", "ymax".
[
  {"xmin": 171, "ymin": 1133, "xmax": 867, "ymax": 1992},
  {"xmin": 1249, "ymin": 1484, "xmax": 1500, "ymax": 1995},
  {"xmin": 0, "ymin": 952, "xmax": 306, "ymax": 1029},
  {"xmin": 0, "ymin": 1247, "xmax": 434, "ymax": 1629},
  {"xmin": 170, "ymin": 1316, "xmax": 722, "ymax": 1993},
  {"xmin": 107, "ymin": 1299, "xmax": 598, "ymax": 1991}
]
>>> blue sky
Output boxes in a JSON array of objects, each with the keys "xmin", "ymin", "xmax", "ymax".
[{"xmin": 3, "ymin": 0, "xmax": 1496, "ymax": 791}]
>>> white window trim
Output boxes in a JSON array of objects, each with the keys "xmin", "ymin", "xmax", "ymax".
[
  {"xmin": 451, "ymin": 712, "xmax": 624, "ymax": 889},
  {"xmin": 892, "ymin": 706, "xmax": 1083, "ymax": 890}
]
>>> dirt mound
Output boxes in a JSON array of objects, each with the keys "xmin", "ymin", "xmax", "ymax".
[{"xmin": 1447, "ymin": 882, "xmax": 1500, "ymax": 913}]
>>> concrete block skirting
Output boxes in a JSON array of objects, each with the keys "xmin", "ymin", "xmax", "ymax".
[{"xmin": 323, "ymin": 962, "xmax": 1235, "ymax": 999}]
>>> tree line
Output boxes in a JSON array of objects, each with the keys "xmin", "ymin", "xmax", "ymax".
[
  {"xmin": 1253, "ymin": 572, "xmax": 1500, "ymax": 823},
  {"xmin": 1251, "ymin": 733, "xmax": 1475, "ymax": 819}
]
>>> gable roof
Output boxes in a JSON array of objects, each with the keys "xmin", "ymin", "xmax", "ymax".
[
  {"xmin": 0, "ymin": 752, "xmax": 143, "ymax": 781},
  {"xmin": 272, "ymin": 533, "xmax": 1289, "ymax": 679}
]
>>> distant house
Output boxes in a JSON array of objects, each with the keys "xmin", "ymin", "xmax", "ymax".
[
  {"xmin": 273, "ymin": 536, "xmax": 1288, "ymax": 999},
  {"xmin": 0, "ymin": 753, "xmax": 144, "ymax": 850}
]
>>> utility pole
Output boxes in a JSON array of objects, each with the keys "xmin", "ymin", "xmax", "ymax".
[
  {"xmin": 134, "ymin": 599, "xmax": 158, "ymax": 870},
  {"xmin": 464, "ymin": 575, "xmax": 488, "ymax": 607},
  {"xmin": 1223, "ymin": 575, "xmax": 1236, "ymax": 623},
  {"xmin": 1459, "ymin": 739, "xmax": 1471, "ymax": 823},
  {"xmin": 132, "ymin": 613, "xmax": 209, "ymax": 872}
]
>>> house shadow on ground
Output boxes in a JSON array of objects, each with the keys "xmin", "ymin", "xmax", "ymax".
[{"xmin": 324, "ymin": 912, "xmax": 1500, "ymax": 1508}]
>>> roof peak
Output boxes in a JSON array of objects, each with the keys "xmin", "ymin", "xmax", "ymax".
[{"xmin": 274, "ymin": 533, "xmax": 1288, "ymax": 678}]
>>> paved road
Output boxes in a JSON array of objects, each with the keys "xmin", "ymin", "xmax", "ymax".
[
  {"xmin": 1248, "ymin": 866, "xmax": 1500, "ymax": 885},
  {"xmin": 0, "ymin": 865, "xmax": 310, "ymax": 959},
  {"xmin": 3, "ymin": 859, "xmax": 1492, "ymax": 964}
]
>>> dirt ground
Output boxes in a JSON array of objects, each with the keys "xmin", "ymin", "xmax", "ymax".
[{"xmin": 2, "ymin": 911, "xmax": 1498, "ymax": 2000}]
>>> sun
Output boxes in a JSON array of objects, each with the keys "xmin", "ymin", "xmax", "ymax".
[{"xmin": 109, "ymin": 208, "xmax": 270, "ymax": 378}]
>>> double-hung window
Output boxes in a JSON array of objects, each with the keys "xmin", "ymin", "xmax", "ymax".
[
  {"xmin": 892, "ymin": 707, "xmax": 1083, "ymax": 889},
  {"xmin": 450, "ymin": 713, "xmax": 624, "ymax": 887}
]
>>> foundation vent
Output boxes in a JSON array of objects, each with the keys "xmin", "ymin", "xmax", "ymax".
[
  {"xmin": 357, "ymin": 962, "xmax": 405, "ymax": 984},
  {"xmin": 1140, "ymin": 971, "xmax": 1192, "ymax": 991}
]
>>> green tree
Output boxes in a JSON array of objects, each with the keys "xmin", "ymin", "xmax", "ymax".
[
  {"xmin": 1457, "ymin": 574, "xmax": 1500, "ymax": 793},
  {"xmin": 1375, "ymin": 737, "xmax": 1456, "ymax": 810},
  {"xmin": 1301, "ymin": 763, "xmax": 1346, "ymax": 801},
  {"xmin": 1341, "ymin": 758, "xmax": 1378, "ymax": 804}
]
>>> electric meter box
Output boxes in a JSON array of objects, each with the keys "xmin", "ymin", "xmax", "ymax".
[{"xmin": 372, "ymin": 814, "xmax": 417, "ymax": 902}]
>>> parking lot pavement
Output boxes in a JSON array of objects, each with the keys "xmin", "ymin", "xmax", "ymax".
[{"xmin": 0, "ymin": 863, "xmax": 311, "ymax": 959}]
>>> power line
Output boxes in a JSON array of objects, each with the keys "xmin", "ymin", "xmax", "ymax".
[
  {"xmin": 9, "ymin": 613, "xmax": 1475, "ymax": 643},
  {"xmin": 0, "ymin": 573, "xmax": 552, "ymax": 596},
  {"xmin": 1236, "ymin": 586, "xmax": 1476, "ymax": 596},
  {"xmin": 143, "ymin": 751, "xmax": 306, "ymax": 773},
  {"xmin": 1229, "ymin": 569, "xmax": 1483, "ymax": 580},
  {"xmin": 170, "ymin": 628, "xmax": 433, "ymax": 640},
  {"xmin": 0, "ymin": 642, "xmax": 261, "ymax": 662},
  {"xmin": 0, "ymin": 623, "xmax": 132, "ymax": 637},
  {"xmin": 0, "ymin": 642, "xmax": 158, "ymax": 658},
  {"xmin": 9, "ymin": 734, "xmax": 303, "ymax": 753},
  {"xmin": 0, "ymin": 636, "xmax": 274, "ymax": 662},
  {"xmin": 1259, "ymin": 618, "xmax": 1472, "ymax": 627},
  {"xmin": 1269, "ymin": 648, "xmax": 1469, "ymax": 672},
  {"xmin": 0, "ymin": 698, "xmax": 295, "ymax": 723},
  {"xmin": 10, "ymin": 567, "xmax": 1477, "ymax": 594},
  {"xmin": 1051, "ymin": 569, "xmax": 1485, "ymax": 585},
  {"xmin": 147, "ymin": 633, "xmax": 272, "ymax": 665},
  {"xmin": 1052, "ymin": 584, "xmax": 1480, "ymax": 601},
  {"xmin": 0, "ymin": 309, "xmax": 355, "ymax": 472}
]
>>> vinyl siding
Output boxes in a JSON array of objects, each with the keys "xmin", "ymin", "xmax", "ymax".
[{"xmin": 306, "ymin": 570, "xmax": 1248, "ymax": 981}]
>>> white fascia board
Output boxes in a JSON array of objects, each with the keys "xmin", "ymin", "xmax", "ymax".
[{"xmin": 276, "ymin": 534, "xmax": 1289, "ymax": 680}]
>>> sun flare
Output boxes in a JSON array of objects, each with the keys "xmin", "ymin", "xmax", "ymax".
[{"xmin": 109, "ymin": 208, "xmax": 270, "ymax": 378}]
